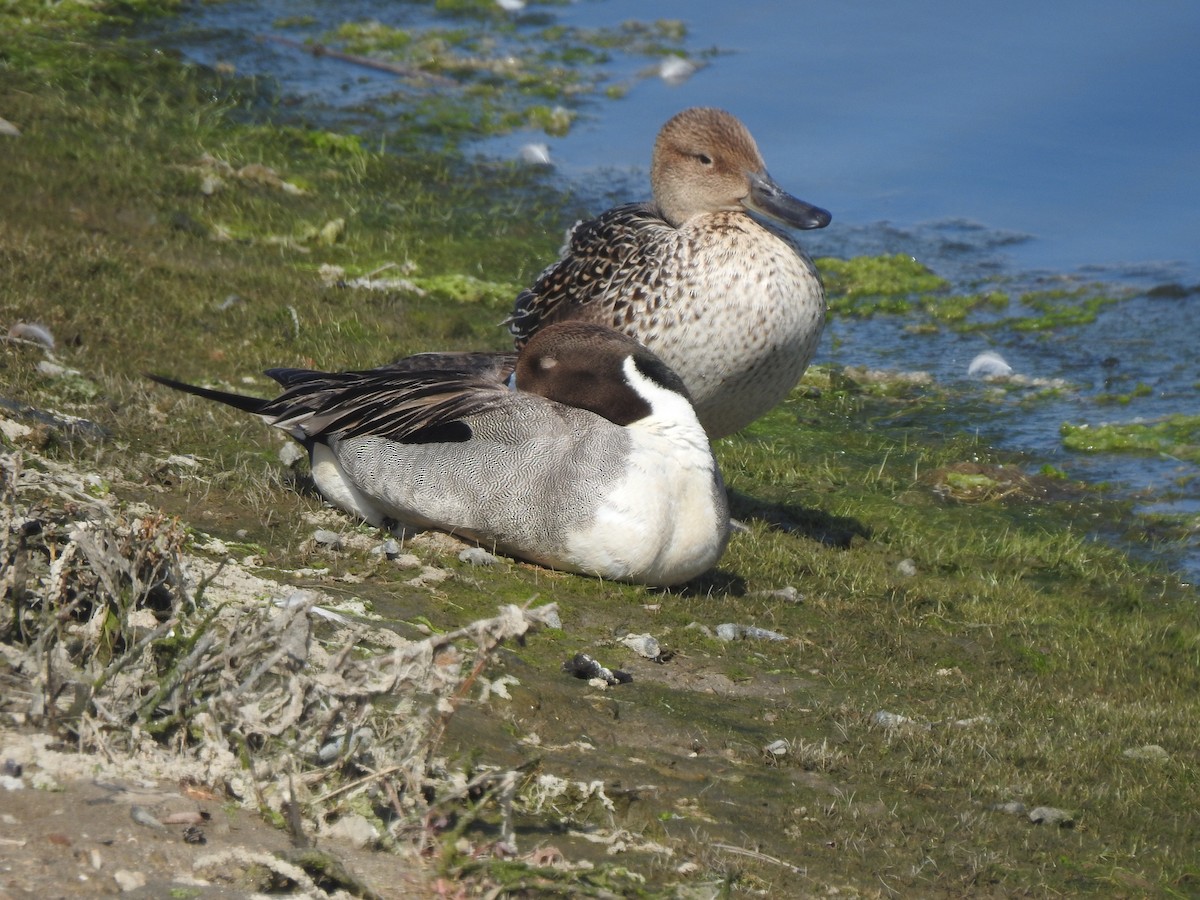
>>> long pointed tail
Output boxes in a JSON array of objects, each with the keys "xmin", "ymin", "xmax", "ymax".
[{"xmin": 146, "ymin": 373, "xmax": 270, "ymax": 416}]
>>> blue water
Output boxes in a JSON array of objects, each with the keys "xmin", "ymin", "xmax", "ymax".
[{"xmin": 141, "ymin": 0, "xmax": 1199, "ymax": 579}]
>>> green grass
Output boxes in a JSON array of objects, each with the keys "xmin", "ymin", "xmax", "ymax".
[{"xmin": 2, "ymin": 7, "xmax": 1198, "ymax": 896}]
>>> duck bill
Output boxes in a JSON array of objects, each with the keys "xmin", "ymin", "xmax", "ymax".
[{"xmin": 743, "ymin": 171, "xmax": 831, "ymax": 230}]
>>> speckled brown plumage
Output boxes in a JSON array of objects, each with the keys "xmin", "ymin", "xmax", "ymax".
[{"xmin": 507, "ymin": 107, "xmax": 830, "ymax": 439}]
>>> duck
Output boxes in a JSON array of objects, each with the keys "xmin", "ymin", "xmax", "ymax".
[
  {"xmin": 507, "ymin": 106, "xmax": 831, "ymax": 440},
  {"xmin": 149, "ymin": 322, "xmax": 730, "ymax": 587}
]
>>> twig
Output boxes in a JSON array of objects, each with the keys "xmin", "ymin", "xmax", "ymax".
[{"xmin": 711, "ymin": 841, "xmax": 806, "ymax": 875}]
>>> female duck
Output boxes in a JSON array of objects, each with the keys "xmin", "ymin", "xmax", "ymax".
[
  {"xmin": 508, "ymin": 107, "xmax": 831, "ymax": 439},
  {"xmin": 150, "ymin": 323, "xmax": 729, "ymax": 587}
]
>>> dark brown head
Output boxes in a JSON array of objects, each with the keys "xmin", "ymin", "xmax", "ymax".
[{"xmin": 515, "ymin": 322, "xmax": 692, "ymax": 426}]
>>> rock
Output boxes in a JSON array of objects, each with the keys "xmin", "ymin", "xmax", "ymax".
[
  {"xmin": 391, "ymin": 553, "xmax": 422, "ymax": 570},
  {"xmin": 1122, "ymin": 744, "xmax": 1169, "ymax": 763},
  {"xmin": 619, "ymin": 633, "xmax": 661, "ymax": 659},
  {"xmin": 1028, "ymin": 806, "xmax": 1074, "ymax": 827},
  {"xmin": 371, "ymin": 538, "xmax": 402, "ymax": 559},
  {"xmin": 341, "ymin": 533, "xmax": 379, "ymax": 554},
  {"xmin": 989, "ymin": 800, "xmax": 1027, "ymax": 816},
  {"xmin": 459, "ymin": 547, "xmax": 499, "ymax": 566},
  {"xmin": 749, "ymin": 586, "xmax": 803, "ymax": 603},
  {"xmin": 323, "ymin": 813, "xmax": 379, "ymax": 848},
  {"xmin": 405, "ymin": 565, "xmax": 451, "ymax": 587},
  {"xmin": 716, "ymin": 623, "xmax": 788, "ymax": 642},
  {"xmin": 764, "ymin": 739, "xmax": 789, "ymax": 757},
  {"xmin": 871, "ymin": 710, "xmax": 928, "ymax": 731},
  {"xmin": 130, "ymin": 805, "xmax": 165, "ymax": 830},
  {"xmin": 896, "ymin": 558, "xmax": 918, "ymax": 577},
  {"xmin": 278, "ymin": 442, "xmax": 305, "ymax": 468},
  {"xmin": 36, "ymin": 360, "xmax": 81, "ymax": 378},
  {"xmin": 310, "ymin": 529, "xmax": 343, "ymax": 549},
  {"xmin": 113, "ymin": 870, "xmax": 147, "ymax": 893}
]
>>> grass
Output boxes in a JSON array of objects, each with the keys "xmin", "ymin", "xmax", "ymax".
[{"xmin": 2, "ymin": 5, "xmax": 1199, "ymax": 896}]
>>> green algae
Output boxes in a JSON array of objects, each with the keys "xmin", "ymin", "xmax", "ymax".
[
  {"xmin": 411, "ymin": 273, "xmax": 520, "ymax": 305},
  {"xmin": 1062, "ymin": 414, "xmax": 1200, "ymax": 464},
  {"xmin": 2, "ymin": 7, "xmax": 1198, "ymax": 898},
  {"xmin": 314, "ymin": 13, "xmax": 704, "ymax": 145},
  {"xmin": 820, "ymin": 254, "xmax": 1133, "ymax": 336},
  {"xmin": 819, "ymin": 253, "xmax": 949, "ymax": 316}
]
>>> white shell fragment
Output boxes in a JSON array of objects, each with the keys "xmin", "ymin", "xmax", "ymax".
[
  {"xmin": 967, "ymin": 351, "xmax": 1014, "ymax": 378},
  {"xmin": 518, "ymin": 142, "xmax": 553, "ymax": 166},
  {"xmin": 659, "ymin": 57, "xmax": 699, "ymax": 86},
  {"xmin": 7, "ymin": 322, "xmax": 54, "ymax": 349}
]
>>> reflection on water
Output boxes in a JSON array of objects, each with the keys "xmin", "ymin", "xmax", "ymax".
[{"xmin": 144, "ymin": 0, "xmax": 1199, "ymax": 578}]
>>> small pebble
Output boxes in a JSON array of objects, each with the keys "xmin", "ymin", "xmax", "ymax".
[
  {"xmin": 373, "ymin": 538, "xmax": 402, "ymax": 559},
  {"xmin": 619, "ymin": 633, "xmax": 661, "ymax": 659},
  {"xmin": 130, "ymin": 806, "xmax": 166, "ymax": 830},
  {"xmin": 750, "ymin": 586, "xmax": 803, "ymax": 604},
  {"xmin": 1028, "ymin": 805, "xmax": 1074, "ymax": 827},
  {"xmin": 716, "ymin": 623, "xmax": 788, "ymax": 641},
  {"xmin": 896, "ymin": 558, "xmax": 918, "ymax": 577},
  {"xmin": 871, "ymin": 710, "xmax": 928, "ymax": 730},
  {"xmin": 1122, "ymin": 744, "xmax": 1169, "ymax": 763},
  {"xmin": 391, "ymin": 553, "xmax": 422, "ymax": 570},
  {"xmin": 989, "ymin": 800, "xmax": 1027, "ymax": 816},
  {"xmin": 160, "ymin": 810, "xmax": 209, "ymax": 826},
  {"xmin": 114, "ymin": 870, "xmax": 147, "ymax": 893},
  {"xmin": 311, "ymin": 529, "xmax": 343, "ymax": 549},
  {"xmin": 278, "ymin": 442, "xmax": 305, "ymax": 468},
  {"xmin": 37, "ymin": 360, "xmax": 81, "ymax": 378},
  {"xmin": 459, "ymin": 547, "xmax": 499, "ymax": 566},
  {"xmin": 764, "ymin": 739, "xmax": 789, "ymax": 757},
  {"xmin": 0, "ymin": 116, "xmax": 21, "ymax": 137},
  {"xmin": 405, "ymin": 565, "xmax": 451, "ymax": 587},
  {"xmin": 324, "ymin": 812, "xmax": 380, "ymax": 848}
]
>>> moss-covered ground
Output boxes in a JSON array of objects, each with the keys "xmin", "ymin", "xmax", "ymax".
[{"xmin": 2, "ymin": 3, "xmax": 1198, "ymax": 896}]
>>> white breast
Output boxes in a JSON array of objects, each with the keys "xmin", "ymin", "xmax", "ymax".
[{"xmin": 561, "ymin": 359, "xmax": 729, "ymax": 585}]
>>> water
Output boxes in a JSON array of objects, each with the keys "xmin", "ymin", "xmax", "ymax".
[{"xmin": 140, "ymin": 0, "xmax": 1199, "ymax": 578}]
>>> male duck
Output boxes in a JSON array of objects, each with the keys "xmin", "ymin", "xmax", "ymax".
[
  {"xmin": 150, "ymin": 323, "xmax": 730, "ymax": 587},
  {"xmin": 507, "ymin": 107, "xmax": 831, "ymax": 439}
]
